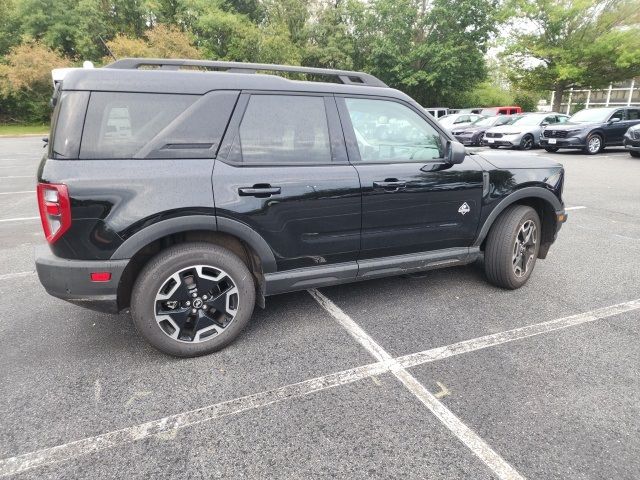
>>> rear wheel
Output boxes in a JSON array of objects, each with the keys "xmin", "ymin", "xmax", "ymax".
[
  {"xmin": 484, "ymin": 205, "xmax": 541, "ymax": 289},
  {"xmin": 583, "ymin": 133, "xmax": 603, "ymax": 155},
  {"xmin": 131, "ymin": 242, "xmax": 255, "ymax": 357},
  {"xmin": 544, "ymin": 147, "xmax": 559, "ymax": 153},
  {"xmin": 630, "ymin": 151, "xmax": 640, "ymax": 158}
]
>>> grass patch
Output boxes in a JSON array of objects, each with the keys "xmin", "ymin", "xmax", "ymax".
[{"xmin": 0, "ymin": 124, "xmax": 50, "ymax": 136}]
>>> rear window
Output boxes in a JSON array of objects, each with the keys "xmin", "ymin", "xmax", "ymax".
[{"xmin": 79, "ymin": 91, "xmax": 238, "ymax": 159}]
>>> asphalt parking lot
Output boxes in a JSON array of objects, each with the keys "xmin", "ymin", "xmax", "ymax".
[{"xmin": 1, "ymin": 136, "xmax": 639, "ymax": 479}]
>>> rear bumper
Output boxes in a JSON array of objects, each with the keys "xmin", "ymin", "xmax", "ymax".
[{"xmin": 35, "ymin": 245, "xmax": 128, "ymax": 313}]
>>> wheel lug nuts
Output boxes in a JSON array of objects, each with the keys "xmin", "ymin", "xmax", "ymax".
[
  {"xmin": 202, "ymin": 306, "xmax": 207, "ymax": 311},
  {"xmin": 191, "ymin": 308, "xmax": 197, "ymax": 314},
  {"xmin": 202, "ymin": 295, "xmax": 208, "ymax": 300},
  {"xmin": 191, "ymin": 292, "xmax": 197, "ymax": 298},
  {"xmin": 185, "ymin": 301, "xmax": 191, "ymax": 307}
]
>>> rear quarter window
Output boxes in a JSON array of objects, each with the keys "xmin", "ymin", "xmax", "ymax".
[
  {"xmin": 50, "ymin": 91, "xmax": 90, "ymax": 159},
  {"xmin": 79, "ymin": 91, "xmax": 239, "ymax": 159}
]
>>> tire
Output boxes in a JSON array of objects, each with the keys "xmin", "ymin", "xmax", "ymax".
[
  {"xmin": 131, "ymin": 242, "xmax": 255, "ymax": 357},
  {"xmin": 484, "ymin": 205, "xmax": 541, "ymax": 290},
  {"xmin": 583, "ymin": 133, "xmax": 603, "ymax": 154},
  {"xmin": 519, "ymin": 134, "xmax": 534, "ymax": 150},
  {"xmin": 544, "ymin": 147, "xmax": 559, "ymax": 153},
  {"xmin": 630, "ymin": 151, "xmax": 640, "ymax": 158}
]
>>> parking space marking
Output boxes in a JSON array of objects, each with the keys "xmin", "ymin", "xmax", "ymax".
[
  {"xmin": 565, "ymin": 206, "xmax": 586, "ymax": 211},
  {"xmin": 0, "ymin": 217, "xmax": 39, "ymax": 223},
  {"xmin": 0, "ymin": 191, "xmax": 34, "ymax": 195},
  {"xmin": 2, "ymin": 296, "xmax": 638, "ymax": 476},
  {"xmin": 0, "ymin": 361, "xmax": 389, "ymax": 476},
  {"xmin": 397, "ymin": 298, "xmax": 640, "ymax": 369},
  {"xmin": 308, "ymin": 288, "xmax": 524, "ymax": 480},
  {"xmin": 0, "ymin": 271, "xmax": 34, "ymax": 281},
  {"xmin": 0, "ymin": 176, "xmax": 32, "ymax": 179}
]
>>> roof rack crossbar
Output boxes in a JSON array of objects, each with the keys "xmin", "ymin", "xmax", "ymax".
[{"xmin": 104, "ymin": 58, "xmax": 388, "ymax": 88}]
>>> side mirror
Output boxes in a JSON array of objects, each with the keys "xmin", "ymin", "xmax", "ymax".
[
  {"xmin": 609, "ymin": 117, "xmax": 621, "ymax": 124},
  {"xmin": 541, "ymin": 121, "xmax": 549, "ymax": 126},
  {"xmin": 447, "ymin": 140, "xmax": 466, "ymax": 164}
]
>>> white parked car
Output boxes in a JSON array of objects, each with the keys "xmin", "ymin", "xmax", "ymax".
[{"xmin": 438, "ymin": 113, "xmax": 485, "ymax": 132}]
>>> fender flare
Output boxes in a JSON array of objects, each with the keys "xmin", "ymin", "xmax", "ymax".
[
  {"xmin": 111, "ymin": 215, "xmax": 277, "ymax": 273},
  {"xmin": 473, "ymin": 187, "xmax": 563, "ymax": 247}
]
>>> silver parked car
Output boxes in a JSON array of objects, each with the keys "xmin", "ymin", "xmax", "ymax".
[
  {"xmin": 484, "ymin": 113, "xmax": 570, "ymax": 150},
  {"xmin": 438, "ymin": 113, "xmax": 485, "ymax": 132}
]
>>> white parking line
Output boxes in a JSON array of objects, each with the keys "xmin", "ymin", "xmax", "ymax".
[
  {"xmin": 0, "ymin": 175, "xmax": 32, "ymax": 179},
  {"xmin": 565, "ymin": 206, "xmax": 586, "ymax": 211},
  {"xmin": 0, "ymin": 217, "xmax": 39, "ymax": 223},
  {"xmin": 1, "ymin": 297, "xmax": 639, "ymax": 476},
  {"xmin": 0, "ymin": 190, "xmax": 34, "ymax": 195},
  {"xmin": 0, "ymin": 271, "xmax": 34, "ymax": 281},
  {"xmin": 309, "ymin": 289, "xmax": 525, "ymax": 480}
]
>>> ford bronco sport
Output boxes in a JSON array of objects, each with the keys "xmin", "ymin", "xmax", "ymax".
[{"xmin": 36, "ymin": 58, "xmax": 567, "ymax": 357}]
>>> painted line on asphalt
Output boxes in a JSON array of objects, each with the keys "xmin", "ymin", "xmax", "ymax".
[
  {"xmin": 308, "ymin": 288, "xmax": 525, "ymax": 480},
  {"xmin": 0, "ymin": 362, "xmax": 390, "ymax": 477},
  {"xmin": 2, "ymin": 297, "xmax": 639, "ymax": 476},
  {"xmin": 397, "ymin": 298, "xmax": 640, "ymax": 369},
  {"xmin": 0, "ymin": 175, "xmax": 32, "ymax": 179},
  {"xmin": 565, "ymin": 206, "xmax": 586, "ymax": 211},
  {"xmin": 0, "ymin": 190, "xmax": 34, "ymax": 195},
  {"xmin": 0, "ymin": 271, "xmax": 34, "ymax": 281},
  {"xmin": 0, "ymin": 217, "xmax": 39, "ymax": 223}
]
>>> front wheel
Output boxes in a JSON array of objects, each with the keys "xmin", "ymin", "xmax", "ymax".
[
  {"xmin": 519, "ymin": 134, "xmax": 534, "ymax": 150},
  {"xmin": 131, "ymin": 242, "xmax": 255, "ymax": 357},
  {"xmin": 583, "ymin": 134, "xmax": 603, "ymax": 155},
  {"xmin": 630, "ymin": 151, "xmax": 640, "ymax": 158},
  {"xmin": 484, "ymin": 205, "xmax": 541, "ymax": 289}
]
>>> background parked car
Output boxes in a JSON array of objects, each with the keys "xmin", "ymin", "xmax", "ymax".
[
  {"xmin": 438, "ymin": 112, "xmax": 485, "ymax": 132},
  {"xmin": 451, "ymin": 114, "xmax": 520, "ymax": 146},
  {"xmin": 425, "ymin": 107, "xmax": 449, "ymax": 118},
  {"xmin": 484, "ymin": 112, "xmax": 569, "ymax": 150},
  {"xmin": 540, "ymin": 106, "xmax": 640, "ymax": 154},
  {"xmin": 480, "ymin": 106, "xmax": 522, "ymax": 116},
  {"xmin": 624, "ymin": 124, "xmax": 640, "ymax": 158}
]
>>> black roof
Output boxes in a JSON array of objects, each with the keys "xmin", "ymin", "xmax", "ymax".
[{"xmin": 61, "ymin": 58, "xmax": 412, "ymax": 103}]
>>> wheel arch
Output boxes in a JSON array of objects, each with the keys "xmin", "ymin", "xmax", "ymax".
[
  {"xmin": 474, "ymin": 187, "xmax": 562, "ymax": 258},
  {"xmin": 113, "ymin": 215, "xmax": 276, "ymax": 311}
]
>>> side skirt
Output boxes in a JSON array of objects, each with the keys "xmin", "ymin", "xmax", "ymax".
[{"xmin": 264, "ymin": 247, "xmax": 480, "ymax": 296}]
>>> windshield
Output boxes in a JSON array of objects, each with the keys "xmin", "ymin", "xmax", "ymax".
[
  {"xmin": 438, "ymin": 115, "xmax": 456, "ymax": 127},
  {"xmin": 511, "ymin": 115, "xmax": 545, "ymax": 126},
  {"xmin": 570, "ymin": 108, "xmax": 615, "ymax": 123},
  {"xmin": 473, "ymin": 116, "xmax": 513, "ymax": 127}
]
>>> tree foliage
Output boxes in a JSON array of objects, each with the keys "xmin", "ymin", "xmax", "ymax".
[
  {"xmin": 0, "ymin": 41, "xmax": 70, "ymax": 122},
  {"xmin": 503, "ymin": 0, "xmax": 640, "ymax": 111}
]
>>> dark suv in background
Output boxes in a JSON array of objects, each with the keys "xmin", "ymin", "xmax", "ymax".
[
  {"xmin": 540, "ymin": 106, "xmax": 640, "ymax": 154},
  {"xmin": 36, "ymin": 58, "xmax": 567, "ymax": 357}
]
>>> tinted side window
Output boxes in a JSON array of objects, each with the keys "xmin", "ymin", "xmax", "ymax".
[
  {"xmin": 609, "ymin": 109, "xmax": 624, "ymax": 122},
  {"xmin": 230, "ymin": 95, "xmax": 332, "ymax": 164},
  {"xmin": 627, "ymin": 109, "xmax": 640, "ymax": 120},
  {"xmin": 50, "ymin": 91, "xmax": 90, "ymax": 159},
  {"xmin": 81, "ymin": 92, "xmax": 207, "ymax": 159},
  {"xmin": 344, "ymin": 98, "xmax": 444, "ymax": 163}
]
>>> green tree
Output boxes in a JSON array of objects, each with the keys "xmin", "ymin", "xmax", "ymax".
[
  {"xmin": 345, "ymin": 0, "xmax": 499, "ymax": 107},
  {"xmin": 503, "ymin": 0, "xmax": 640, "ymax": 112}
]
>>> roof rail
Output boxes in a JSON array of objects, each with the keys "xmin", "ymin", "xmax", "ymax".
[{"xmin": 104, "ymin": 58, "xmax": 388, "ymax": 88}]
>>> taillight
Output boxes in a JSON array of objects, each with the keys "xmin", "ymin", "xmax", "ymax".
[{"xmin": 37, "ymin": 183, "xmax": 71, "ymax": 244}]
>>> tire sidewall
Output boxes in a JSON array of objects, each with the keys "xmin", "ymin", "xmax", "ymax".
[
  {"xmin": 131, "ymin": 243, "xmax": 255, "ymax": 357},
  {"xmin": 584, "ymin": 133, "xmax": 603, "ymax": 155},
  {"xmin": 504, "ymin": 208, "xmax": 541, "ymax": 288}
]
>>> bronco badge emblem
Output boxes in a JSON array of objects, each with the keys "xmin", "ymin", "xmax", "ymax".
[{"xmin": 458, "ymin": 202, "xmax": 471, "ymax": 215}]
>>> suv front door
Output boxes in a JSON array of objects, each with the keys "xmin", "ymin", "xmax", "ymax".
[
  {"xmin": 337, "ymin": 96, "xmax": 483, "ymax": 262},
  {"xmin": 603, "ymin": 109, "xmax": 628, "ymax": 145},
  {"xmin": 213, "ymin": 93, "xmax": 361, "ymax": 272}
]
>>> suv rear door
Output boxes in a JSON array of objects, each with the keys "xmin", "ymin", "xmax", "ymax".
[
  {"xmin": 336, "ymin": 96, "xmax": 483, "ymax": 262},
  {"xmin": 213, "ymin": 93, "xmax": 361, "ymax": 273}
]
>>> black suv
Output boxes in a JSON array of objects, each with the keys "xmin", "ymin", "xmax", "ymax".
[
  {"xmin": 540, "ymin": 106, "xmax": 640, "ymax": 154},
  {"xmin": 36, "ymin": 58, "xmax": 567, "ymax": 357}
]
